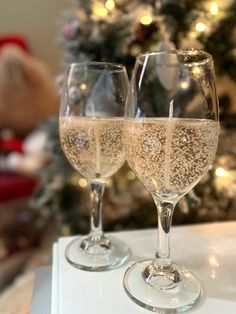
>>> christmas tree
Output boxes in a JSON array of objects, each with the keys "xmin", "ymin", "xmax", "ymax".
[
  {"xmin": 32, "ymin": 0, "xmax": 236, "ymax": 235},
  {"xmin": 59, "ymin": 1, "xmax": 236, "ymax": 79}
]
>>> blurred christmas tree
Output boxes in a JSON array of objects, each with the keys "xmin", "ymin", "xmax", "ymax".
[
  {"xmin": 59, "ymin": 1, "xmax": 236, "ymax": 78},
  {"xmin": 32, "ymin": 0, "xmax": 236, "ymax": 235}
]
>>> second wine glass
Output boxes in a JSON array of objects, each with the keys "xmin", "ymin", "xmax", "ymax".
[
  {"xmin": 59, "ymin": 62, "xmax": 130, "ymax": 271},
  {"xmin": 123, "ymin": 50, "xmax": 219, "ymax": 312}
]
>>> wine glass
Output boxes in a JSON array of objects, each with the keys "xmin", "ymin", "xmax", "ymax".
[
  {"xmin": 59, "ymin": 62, "xmax": 130, "ymax": 271},
  {"xmin": 123, "ymin": 50, "xmax": 219, "ymax": 312}
]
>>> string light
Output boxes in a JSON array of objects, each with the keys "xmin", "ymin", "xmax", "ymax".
[
  {"xmin": 215, "ymin": 167, "xmax": 229, "ymax": 177},
  {"xmin": 80, "ymin": 83, "xmax": 87, "ymax": 90},
  {"xmin": 138, "ymin": 5, "xmax": 153, "ymax": 26},
  {"xmin": 180, "ymin": 81, "xmax": 189, "ymax": 90},
  {"xmin": 127, "ymin": 171, "xmax": 136, "ymax": 180},
  {"xmin": 195, "ymin": 22, "xmax": 206, "ymax": 32},
  {"xmin": 78, "ymin": 178, "xmax": 88, "ymax": 187},
  {"xmin": 140, "ymin": 15, "xmax": 153, "ymax": 26},
  {"xmin": 93, "ymin": 5, "xmax": 108, "ymax": 17},
  {"xmin": 105, "ymin": 0, "xmax": 115, "ymax": 10},
  {"xmin": 210, "ymin": 2, "xmax": 219, "ymax": 16}
]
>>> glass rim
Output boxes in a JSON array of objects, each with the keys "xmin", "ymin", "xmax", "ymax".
[
  {"xmin": 68, "ymin": 61, "xmax": 127, "ymax": 73},
  {"xmin": 136, "ymin": 49, "xmax": 213, "ymax": 67}
]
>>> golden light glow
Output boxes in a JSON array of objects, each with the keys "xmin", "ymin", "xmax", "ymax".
[
  {"xmin": 80, "ymin": 83, "xmax": 87, "ymax": 90},
  {"xmin": 127, "ymin": 171, "xmax": 136, "ymax": 180},
  {"xmin": 94, "ymin": 6, "xmax": 108, "ymax": 17},
  {"xmin": 180, "ymin": 81, "xmax": 189, "ymax": 90},
  {"xmin": 192, "ymin": 67, "xmax": 201, "ymax": 76},
  {"xmin": 78, "ymin": 178, "xmax": 88, "ymax": 187},
  {"xmin": 140, "ymin": 15, "xmax": 153, "ymax": 26},
  {"xmin": 195, "ymin": 22, "xmax": 206, "ymax": 32},
  {"xmin": 210, "ymin": 2, "xmax": 219, "ymax": 16},
  {"xmin": 215, "ymin": 167, "xmax": 229, "ymax": 177},
  {"xmin": 105, "ymin": 0, "xmax": 115, "ymax": 10}
]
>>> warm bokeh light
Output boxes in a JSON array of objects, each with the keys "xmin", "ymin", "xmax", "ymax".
[
  {"xmin": 127, "ymin": 170, "xmax": 136, "ymax": 180},
  {"xmin": 210, "ymin": 2, "xmax": 219, "ymax": 16},
  {"xmin": 195, "ymin": 22, "xmax": 206, "ymax": 32},
  {"xmin": 180, "ymin": 81, "xmax": 189, "ymax": 90},
  {"xmin": 140, "ymin": 15, "xmax": 153, "ymax": 26},
  {"xmin": 80, "ymin": 83, "xmax": 87, "ymax": 90},
  {"xmin": 94, "ymin": 6, "xmax": 108, "ymax": 17},
  {"xmin": 215, "ymin": 167, "xmax": 229, "ymax": 177},
  {"xmin": 105, "ymin": 0, "xmax": 115, "ymax": 11},
  {"xmin": 78, "ymin": 178, "xmax": 88, "ymax": 187}
]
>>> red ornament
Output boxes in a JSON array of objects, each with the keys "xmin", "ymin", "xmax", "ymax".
[{"xmin": 0, "ymin": 138, "xmax": 23, "ymax": 154}]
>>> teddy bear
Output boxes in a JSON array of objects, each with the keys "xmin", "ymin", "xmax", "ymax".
[
  {"xmin": 0, "ymin": 39, "xmax": 60, "ymax": 175},
  {"xmin": 0, "ymin": 44, "xmax": 59, "ymax": 137}
]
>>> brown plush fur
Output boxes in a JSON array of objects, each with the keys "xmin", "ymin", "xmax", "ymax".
[{"xmin": 0, "ymin": 46, "xmax": 59, "ymax": 137}]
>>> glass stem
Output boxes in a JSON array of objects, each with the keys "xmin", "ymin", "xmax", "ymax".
[
  {"xmin": 154, "ymin": 199, "xmax": 175, "ymax": 268},
  {"xmin": 80, "ymin": 182, "xmax": 111, "ymax": 252},
  {"xmin": 90, "ymin": 182, "xmax": 105, "ymax": 238},
  {"xmin": 143, "ymin": 198, "xmax": 182, "ymax": 289}
]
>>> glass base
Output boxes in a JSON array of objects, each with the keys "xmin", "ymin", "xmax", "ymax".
[
  {"xmin": 65, "ymin": 234, "xmax": 130, "ymax": 271},
  {"xmin": 123, "ymin": 259, "xmax": 201, "ymax": 313}
]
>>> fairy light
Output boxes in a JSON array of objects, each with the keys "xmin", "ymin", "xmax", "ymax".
[
  {"xmin": 180, "ymin": 81, "xmax": 189, "ymax": 90},
  {"xmin": 210, "ymin": 2, "xmax": 219, "ymax": 16},
  {"xmin": 140, "ymin": 15, "xmax": 153, "ymax": 26},
  {"xmin": 94, "ymin": 5, "xmax": 108, "ymax": 17},
  {"xmin": 80, "ymin": 83, "xmax": 87, "ymax": 90},
  {"xmin": 127, "ymin": 171, "xmax": 136, "ymax": 180},
  {"xmin": 105, "ymin": 0, "xmax": 115, "ymax": 10},
  {"xmin": 215, "ymin": 167, "xmax": 229, "ymax": 177},
  {"xmin": 78, "ymin": 178, "xmax": 88, "ymax": 187},
  {"xmin": 195, "ymin": 22, "xmax": 206, "ymax": 32}
]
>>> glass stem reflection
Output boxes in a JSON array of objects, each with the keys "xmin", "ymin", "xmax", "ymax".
[
  {"xmin": 155, "ymin": 200, "xmax": 175, "ymax": 268},
  {"xmin": 143, "ymin": 199, "xmax": 182, "ymax": 289},
  {"xmin": 90, "ymin": 182, "xmax": 105, "ymax": 239}
]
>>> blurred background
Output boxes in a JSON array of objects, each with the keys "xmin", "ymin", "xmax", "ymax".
[{"xmin": 0, "ymin": 0, "xmax": 236, "ymax": 313}]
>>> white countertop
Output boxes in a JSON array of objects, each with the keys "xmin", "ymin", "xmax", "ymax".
[{"xmin": 33, "ymin": 221, "xmax": 236, "ymax": 313}]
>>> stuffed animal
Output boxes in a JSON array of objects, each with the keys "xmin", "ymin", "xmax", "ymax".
[
  {"xmin": 0, "ymin": 128, "xmax": 51, "ymax": 175},
  {"xmin": 0, "ymin": 44, "xmax": 59, "ymax": 137}
]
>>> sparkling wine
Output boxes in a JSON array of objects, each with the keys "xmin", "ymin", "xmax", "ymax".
[
  {"xmin": 125, "ymin": 118, "xmax": 219, "ymax": 200},
  {"xmin": 60, "ymin": 117, "xmax": 125, "ymax": 182}
]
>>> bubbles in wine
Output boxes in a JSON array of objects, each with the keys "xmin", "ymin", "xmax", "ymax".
[
  {"xmin": 125, "ymin": 118, "xmax": 219, "ymax": 200},
  {"xmin": 60, "ymin": 117, "xmax": 125, "ymax": 182}
]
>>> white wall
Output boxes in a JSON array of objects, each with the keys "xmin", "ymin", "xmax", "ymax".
[{"xmin": 0, "ymin": 0, "xmax": 73, "ymax": 75}]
